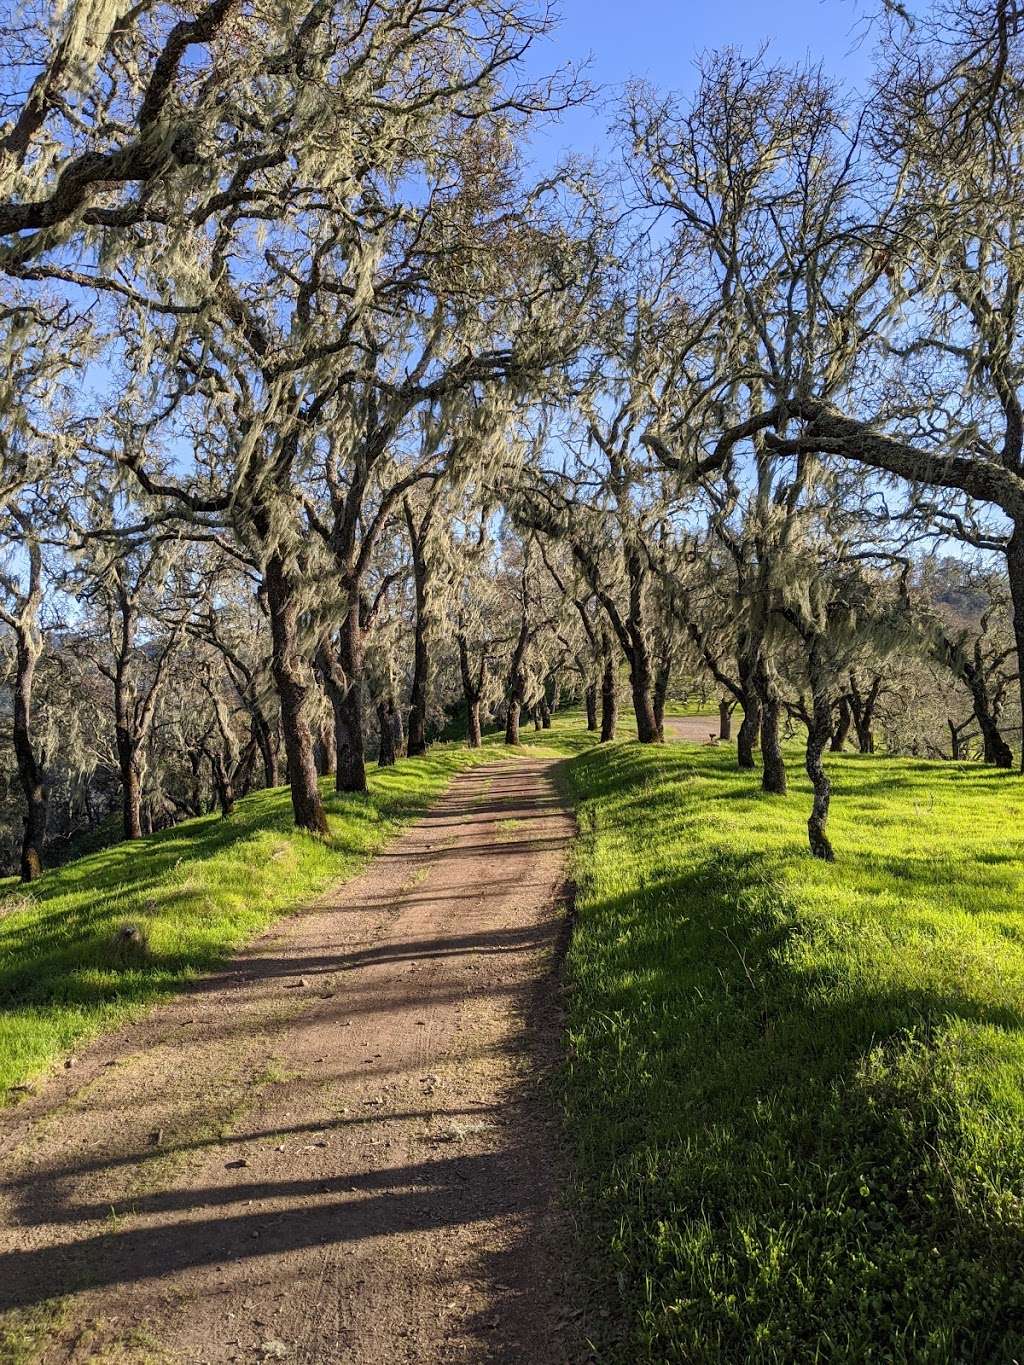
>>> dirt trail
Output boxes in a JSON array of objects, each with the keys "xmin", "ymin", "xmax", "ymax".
[
  {"xmin": 663, "ymin": 714, "xmax": 723, "ymax": 744},
  {"xmin": 0, "ymin": 757, "xmax": 579, "ymax": 1365}
]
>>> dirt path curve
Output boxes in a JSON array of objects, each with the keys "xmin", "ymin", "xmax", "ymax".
[
  {"xmin": 0, "ymin": 757, "xmax": 580, "ymax": 1365},
  {"xmin": 663, "ymin": 714, "xmax": 722, "ymax": 744}
]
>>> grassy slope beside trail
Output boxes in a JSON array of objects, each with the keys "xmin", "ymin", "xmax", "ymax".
[
  {"xmin": 0, "ymin": 747, "xmax": 494, "ymax": 1098},
  {"xmin": 561, "ymin": 733, "xmax": 1024, "ymax": 1363}
]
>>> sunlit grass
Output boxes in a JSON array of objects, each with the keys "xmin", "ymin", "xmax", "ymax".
[
  {"xmin": 0, "ymin": 748, "xmax": 493, "ymax": 1098},
  {"xmin": 562, "ymin": 739, "xmax": 1024, "ymax": 1362}
]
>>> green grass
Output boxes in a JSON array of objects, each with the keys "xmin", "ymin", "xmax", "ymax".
[
  {"xmin": 0, "ymin": 747, "xmax": 493, "ymax": 1099},
  {"xmin": 562, "ymin": 740, "xmax": 1024, "ymax": 1362}
]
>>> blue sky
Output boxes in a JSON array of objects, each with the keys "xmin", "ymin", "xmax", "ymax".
[{"xmin": 525, "ymin": 0, "xmax": 876, "ymax": 163}]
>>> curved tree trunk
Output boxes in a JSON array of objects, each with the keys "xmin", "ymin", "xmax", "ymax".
[{"xmin": 966, "ymin": 669, "xmax": 1014, "ymax": 768}]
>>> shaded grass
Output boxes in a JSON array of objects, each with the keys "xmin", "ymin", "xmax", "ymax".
[
  {"xmin": 562, "ymin": 740, "xmax": 1024, "ymax": 1362},
  {"xmin": 0, "ymin": 748, "xmax": 493, "ymax": 1098}
]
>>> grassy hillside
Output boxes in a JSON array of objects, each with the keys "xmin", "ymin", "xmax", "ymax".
[
  {"xmin": 0, "ymin": 748, "xmax": 491, "ymax": 1098},
  {"xmin": 562, "ymin": 738, "xmax": 1024, "ymax": 1362}
]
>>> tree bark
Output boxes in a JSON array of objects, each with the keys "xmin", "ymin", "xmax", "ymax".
[
  {"xmin": 405, "ymin": 500, "xmax": 433, "ymax": 758},
  {"xmin": 467, "ymin": 698, "xmax": 483, "ymax": 749},
  {"xmin": 12, "ymin": 630, "xmax": 46, "ymax": 881},
  {"xmin": 252, "ymin": 712, "xmax": 279, "ymax": 788},
  {"xmin": 600, "ymin": 633, "xmax": 617, "ymax": 742},
  {"xmin": 317, "ymin": 606, "xmax": 368, "ymax": 795},
  {"xmin": 630, "ymin": 646, "xmax": 660, "ymax": 743},
  {"xmin": 718, "ymin": 699, "xmax": 734, "ymax": 742},
  {"xmin": 265, "ymin": 552, "xmax": 329, "ymax": 834},
  {"xmin": 653, "ymin": 651, "xmax": 672, "ymax": 743},
  {"xmin": 505, "ymin": 608, "xmax": 530, "ymax": 747},
  {"xmin": 736, "ymin": 652, "xmax": 760, "ymax": 770},
  {"xmin": 118, "ymin": 748, "xmax": 143, "ymax": 840},
  {"xmin": 737, "ymin": 698, "xmax": 761, "ymax": 770},
  {"xmin": 457, "ymin": 632, "xmax": 485, "ymax": 749},
  {"xmin": 1000, "ymin": 524, "xmax": 1024, "ymax": 770},
  {"xmin": 585, "ymin": 682, "xmax": 598, "ymax": 731},
  {"xmin": 756, "ymin": 661, "xmax": 788, "ymax": 794},
  {"xmin": 830, "ymin": 694, "xmax": 852, "ymax": 752},
  {"xmin": 505, "ymin": 700, "xmax": 521, "ymax": 746},
  {"xmin": 209, "ymin": 750, "xmax": 235, "ymax": 817},
  {"xmin": 406, "ymin": 575, "xmax": 429, "ymax": 757},
  {"xmin": 806, "ymin": 648, "xmax": 835, "ymax": 862},
  {"xmin": 848, "ymin": 673, "xmax": 881, "ymax": 755},
  {"xmin": 377, "ymin": 699, "xmax": 397, "ymax": 766}
]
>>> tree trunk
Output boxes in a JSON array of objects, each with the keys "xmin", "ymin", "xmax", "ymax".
[
  {"xmin": 1007, "ymin": 526, "xmax": 1024, "ymax": 773},
  {"xmin": 505, "ymin": 614, "xmax": 529, "ymax": 748},
  {"xmin": 119, "ymin": 746, "xmax": 143, "ymax": 840},
  {"xmin": 209, "ymin": 751, "xmax": 235, "ymax": 817},
  {"xmin": 252, "ymin": 713, "xmax": 279, "ymax": 789},
  {"xmin": 736, "ymin": 653, "xmax": 760, "ymax": 770},
  {"xmin": 948, "ymin": 718, "xmax": 963, "ymax": 762},
  {"xmin": 406, "ymin": 578, "xmax": 429, "ymax": 757},
  {"xmin": 718, "ymin": 699, "xmax": 733, "ymax": 742},
  {"xmin": 318, "ymin": 719, "xmax": 337, "ymax": 779},
  {"xmin": 831, "ymin": 695, "xmax": 853, "ymax": 752},
  {"xmin": 629, "ymin": 636, "xmax": 660, "ymax": 742},
  {"xmin": 467, "ymin": 698, "xmax": 483, "ymax": 749},
  {"xmin": 540, "ymin": 699, "xmax": 551, "ymax": 729},
  {"xmin": 856, "ymin": 720, "xmax": 875, "ymax": 754},
  {"xmin": 265, "ymin": 552, "xmax": 329, "ymax": 835},
  {"xmin": 980, "ymin": 714, "xmax": 1014, "ymax": 768},
  {"xmin": 457, "ymin": 633, "xmax": 484, "ymax": 750},
  {"xmin": 585, "ymin": 682, "xmax": 598, "ymax": 731},
  {"xmin": 600, "ymin": 634, "xmax": 617, "ymax": 742},
  {"xmin": 377, "ymin": 699, "xmax": 397, "ymax": 767},
  {"xmin": 12, "ymin": 633, "xmax": 46, "ymax": 881},
  {"xmin": 737, "ymin": 698, "xmax": 761, "ymax": 770},
  {"xmin": 756, "ymin": 663, "xmax": 788, "ymax": 795},
  {"xmin": 653, "ymin": 656, "xmax": 672, "ymax": 743},
  {"xmin": 505, "ymin": 700, "xmax": 521, "ymax": 746},
  {"xmin": 760, "ymin": 697, "xmax": 788, "ymax": 794},
  {"xmin": 320, "ymin": 607, "xmax": 368, "ymax": 795},
  {"xmin": 964, "ymin": 661, "xmax": 1015, "ymax": 768},
  {"xmin": 533, "ymin": 705, "xmax": 542, "ymax": 732},
  {"xmin": 405, "ymin": 501, "xmax": 432, "ymax": 758},
  {"xmin": 806, "ymin": 652, "xmax": 835, "ymax": 862}
]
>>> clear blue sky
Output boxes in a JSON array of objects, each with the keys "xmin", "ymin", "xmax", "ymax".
[{"xmin": 525, "ymin": 0, "xmax": 875, "ymax": 163}]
